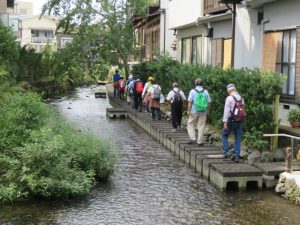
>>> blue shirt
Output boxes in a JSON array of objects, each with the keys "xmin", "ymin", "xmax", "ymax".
[
  {"xmin": 113, "ymin": 73, "xmax": 120, "ymax": 82},
  {"xmin": 188, "ymin": 86, "xmax": 211, "ymax": 114}
]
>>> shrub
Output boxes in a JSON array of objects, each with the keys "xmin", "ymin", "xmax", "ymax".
[
  {"xmin": 288, "ymin": 109, "xmax": 300, "ymax": 122},
  {"xmin": 0, "ymin": 85, "xmax": 117, "ymax": 203}
]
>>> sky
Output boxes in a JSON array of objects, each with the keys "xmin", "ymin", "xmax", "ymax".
[{"xmin": 20, "ymin": 0, "xmax": 49, "ymax": 15}]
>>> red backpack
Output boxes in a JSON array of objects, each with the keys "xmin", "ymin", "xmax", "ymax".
[
  {"xmin": 231, "ymin": 95, "xmax": 246, "ymax": 122},
  {"xmin": 134, "ymin": 81, "xmax": 143, "ymax": 94}
]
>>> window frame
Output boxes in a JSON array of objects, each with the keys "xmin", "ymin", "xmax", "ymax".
[{"xmin": 276, "ymin": 29, "xmax": 297, "ymax": 99}]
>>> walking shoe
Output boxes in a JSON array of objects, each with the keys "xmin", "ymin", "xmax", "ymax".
[
  {"xmin": 223, "ymin": 154, "xmax": 230, "ymax": 159},
  {"xmin": 187, "ymin": 140, "xmax": 196, "ymax": 145},
  {"xmin": 234, "ymin": 156, "xmax": 239, "ymax": 163},
  {"xmin": 231, "ymin": 156, "xmax": 239, "ymax": 163},
  {"xmin": 172, "ymin": 128, "xmax": 177, "ymax": 132}
]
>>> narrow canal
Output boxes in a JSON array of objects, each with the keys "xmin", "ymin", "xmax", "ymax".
[{"xmin": 0, "ymin": 86, "xmax": 299, "ymax": 225}]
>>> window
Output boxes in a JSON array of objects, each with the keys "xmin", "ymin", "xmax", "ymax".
[
  {"xmin": 276, "ymin": 30, "xmax": 296, "ymax": 96},
  {"xmin": 181, "ymin": 38, "xmax": 191, "ymax": 64},
  {"xmin": 7, "ymin": 0, "xmax": 14, "ymax": 8},
  {"xmin": 182, "ymin": 36, "xmax": 203, "ymax": 64},
  {"xmin": 192, "ymin": 36, "xmax": 203, "ymax": 65}
]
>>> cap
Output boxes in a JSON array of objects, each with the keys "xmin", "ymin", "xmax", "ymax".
[
  {"xmin": 226, "ymin": 84, "xmax": 236, "ymax": 89},
  {"xmin": 148, "ymin": 76, "xmax": 155, "ymax": 81},
  {"xmin": 128, "ymin": 75, "xmax": 133, "ymax": 79}
]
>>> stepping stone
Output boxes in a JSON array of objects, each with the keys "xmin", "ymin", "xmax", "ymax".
[
  {"xmin": 253, "ymin": 161, "xmax": 300, "ymax": 189},
  {"xmin": 106, "ymin": 108, "xmax": 127, "ymax": 118},
  {"xmin": 196, "ymin": 154, "xmax": 225, "ymax": 175},
  {"xmin": 210, "ymin": 163, "xmax": 263, "ymax": 191},
  {"xmin": 202, "ymin": 158, "xmax": 234, "ymax": 180}
]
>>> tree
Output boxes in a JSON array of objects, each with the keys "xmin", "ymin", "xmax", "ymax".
[
  {"xmin": 43, "ymin": 0, "xmax": 153, "ymax": 78},
  {"xmin": 0, "ymin": 22, "xmax": 19, "ymax": 78}
]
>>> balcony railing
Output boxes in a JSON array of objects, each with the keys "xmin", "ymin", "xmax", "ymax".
[
  {"xmin": 19, "ymin": 37, "xmax": 55, "ymax": 45},
  {"xmin": 204, "ymin": 0, "xmax": 229, "ymax": 15}
]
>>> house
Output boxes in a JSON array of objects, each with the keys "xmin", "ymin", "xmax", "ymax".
[
  {"xmin": 10, "ymin": 15, "xmax": 57, "ymax": 52},
  {"xmin": 131, "ymin": 0, "xmax": 176, "ymax": 62},
  {"xmin": 233, "ymin": 0, "xmax": 300, "ymax": 125},
  {"xmin": 196, "ymin": 0, "xmax": 234, "ymax": 68},
  {"xmin": 132, "ymin": 1, "xmax": 161, "ymax": 62},
  {"xmin": 0, "ymin": 0, "xmax": 15, "ymax": 26},
  {"xmin": 169, "ymin": 0, "xmax": 209, "ymax": 65}
]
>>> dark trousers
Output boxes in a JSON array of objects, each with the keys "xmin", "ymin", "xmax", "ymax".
[
  {"xmin": 119, "ymin": 90, "xmax": 124, "ymax": 99},
  {"xmin": 151, "ymin": 107, "xmax": 161, "ymax": 120},
  {"xmin": 113, "ymin": 86, "xmax": 118, "ymax": 97},
  {"xmin": 171, "ymin": 103, "xmax": 183, "ymax": 129},
  {"xmin": 134, "ymin": 93, "xmax": 142, "ymax": 111}
]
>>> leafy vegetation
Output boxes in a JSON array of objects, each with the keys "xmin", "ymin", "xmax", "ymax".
[
  {"xmin": 0, "ymin": 85, "xmax": 117, "ymax": 204},
  {"xmin": 43, "ymin": 0, "xmax": 154, "ymax": 78},
  {"xmin": 288, "ymin": 108, "xmax": 300, "ymax": 123}
]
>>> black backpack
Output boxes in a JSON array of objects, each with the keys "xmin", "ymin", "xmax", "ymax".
[{"xmin": 172, "ymin": 90, "xmax": 183, "ymax": 105}]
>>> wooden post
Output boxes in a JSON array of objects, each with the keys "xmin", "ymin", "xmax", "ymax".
[
  {"xmin": 286, "ymin": 147, "xmax": 292, "ymax": 173},
  {"xmin": 271, "ymin": 95, "xmax": 279, "ymax": 150}
]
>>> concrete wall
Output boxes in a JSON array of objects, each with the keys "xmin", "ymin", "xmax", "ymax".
[
  {"xmin": 235, "ymin": 6, "xmax": 262, "ymax": 69},
  {"xmin": 264, "ymin": 0, "xmax": 300, "ymax": 31},
  {"xmin": 0, "ymin": 1, "xmax": 6, "ymax": 13},
  {"xmin": 169, "ymin": 0, "xmax": 202, "ymax": 29},
  {"xmin": 210, "ymin": 20, "xmax": 232, "ymax": 39},
  {"xmin": 21, "ymin": 16, "xmax": 56, "ymax": 41},
  {"xmin": 160, "ymin": 0, "xmax": 177, "ymax": 59},
  {"xmin": 16, "ymin": 1, "xmax": 33, "ymax": 15}
]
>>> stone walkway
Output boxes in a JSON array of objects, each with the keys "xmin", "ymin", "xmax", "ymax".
[{"xmin": 104, "ymin": 84, "xmax": 300, "ymax": 192}]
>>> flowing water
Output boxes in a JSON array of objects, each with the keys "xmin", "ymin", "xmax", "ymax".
[{"xmin": 0, "ymin": 86, "xmax": 299, "ymax": 225}]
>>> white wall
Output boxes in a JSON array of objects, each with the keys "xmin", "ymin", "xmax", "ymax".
[
  {"xmin": 21, "ymin": 16, "xmax": 56, "ymax": 40},
  {"xmin": 235, "ymin": 6, "xmax": 262, "ymax": 69},
  {"xmin": 160, "ymin": 0, "xmax": 177, "ymax": 58},
  {"xmin": 210, "ymin": 20, "xmax": 232, "ymax": 39},
  {"xmin": 169, "ymin": 0, "xmax": 202, "ymax": 29},
  {"xmin": 264, "ymin": 0, "xmax": 300, "ymax": 31}
]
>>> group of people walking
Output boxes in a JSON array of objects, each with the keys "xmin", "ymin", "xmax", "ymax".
[{"xmin": 112, "ymin": 69, "xmax": 245, "ymax": 163}]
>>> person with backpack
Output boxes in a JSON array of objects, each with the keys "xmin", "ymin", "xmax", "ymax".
[
  {"xmin": 118, "ymin": 76, "xmax": 126, "ymax": 100},
  {"xmin": 187, "ymin": 78, "xmax": 211, "ymax": 146},
  {"xmin": 222, "ymin": 84, "xmax": 246, "ymax": 163},
  {"xmin": 125, "ymin": 75, "xmax": 133, "ymax": 105},
  {"xmin": 166, "ymin": 83, "xmax": 186, "ymax": 132},
  {"xmin": 133, "ymin": 77, "xmax": 144, "ymax": 112},
  {"xmin": 142, "ymin": 76, "xmax": 155, "ymax": 114},
  {"xmin": 112, "ymin": 69, "xmax": 120, "ymax": 97},
  {"xmin": 147, "ymin": 78, "xmax": 162, "ymax": 120}
]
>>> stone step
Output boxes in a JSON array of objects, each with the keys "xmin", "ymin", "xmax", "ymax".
[
  {"xmin": 210, "ymin": 163, "xmax": 263, "ymax": 191},
  {"xmin": 106, "ymin": 108, "xmax": 127, "ymax": 118},
  {"xmin": 252, "ymin": 161, "xmax": 300, "ymax": 189},
  {"xmin": 202, "ymin": 158, "xmax": 234, "ymax": 181},
  {"xmin": 196, "ymin": 154, "xmax": 225, "ymax": 175},
  {"xmin": 95, "ymin": 91, "xmax": 106, "ymax": 98}
]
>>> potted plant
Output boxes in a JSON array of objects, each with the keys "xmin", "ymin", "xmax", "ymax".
[{"xmin": 288, "ymin": 108, "xmax": 300, "ymax": 128}]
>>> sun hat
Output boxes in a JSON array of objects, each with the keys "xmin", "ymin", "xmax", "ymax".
[{"xmin": 226, "ymin": 84, "xmax": 236, "ymax": 89}]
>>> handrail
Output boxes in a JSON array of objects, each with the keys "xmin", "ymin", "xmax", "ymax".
[{"xmin": 263, "ymin": 133, "xmax": 299, "ymax": 173}]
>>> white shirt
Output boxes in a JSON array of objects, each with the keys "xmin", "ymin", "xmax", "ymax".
[{"xmin": 166, "ymin": 87, "xmax": 186, "ymax": 103}]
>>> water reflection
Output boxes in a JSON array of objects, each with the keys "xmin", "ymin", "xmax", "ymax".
[{"xmin": 0, "ymin": 86, "xmax": 299, "ymax": 225}]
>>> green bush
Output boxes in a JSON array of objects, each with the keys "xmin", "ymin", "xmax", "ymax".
[
  {"xmin": 288, "ymin": 108, "xmax": 300, "ymax": 122},
  {"xmin": 132, "ymin": 56, "xmax": 284, "ymax": 140},
  {"xmin": 0, "ymin": 85, "xmax": 117, "ymax": 203}
]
